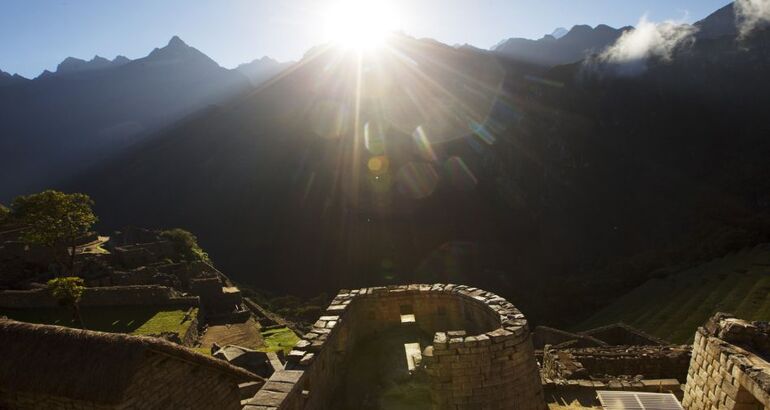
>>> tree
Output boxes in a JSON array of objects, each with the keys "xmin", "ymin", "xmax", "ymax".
[
  {"xmin": 160, "ymin": 228, "xmax": 210, "ymax": 263},
  {"xmin": 47, "ymin": 277, "xmax": 86, "ymax": 329},
  {"xmin": 11, "ymin": 190, "xmax": 97, "ymax": 275},
  {"xmin": 0, "ymin": 203, "xmax": 9, "ymax": 225}
]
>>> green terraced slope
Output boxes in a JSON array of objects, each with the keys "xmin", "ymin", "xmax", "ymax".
[{"xmin": 579, "ymin": 244, "xmax": 770, "ymax": 343}]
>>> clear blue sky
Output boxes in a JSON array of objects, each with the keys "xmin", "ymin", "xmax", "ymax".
[{"xmin": 1, "ymin": 0, "xmax": 732, "ymax": 78}]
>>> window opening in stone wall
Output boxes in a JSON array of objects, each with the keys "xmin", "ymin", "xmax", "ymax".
[
  {"xmin": 400, "ymin": 304, "xmax": 415, "ymax": 323},
  {"xmin": 437, "ymin": 306, "xmax": 447, "ymax": 316}
]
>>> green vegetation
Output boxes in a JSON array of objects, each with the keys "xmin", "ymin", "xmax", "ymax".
[
  {"xmin": 0, "ymin": 306, "xmax": 196, "ymax": 337},
  {"xmin": 160, "ymin": 228, "xmax": 210, "ymax": 263},
  {"xmin": 580, "ymin": 244, "xmax": 770, "ymax": 343},
  {"xmin": 259, "ymin": 327, "xmax": 300, "ymax": 353},
  {"xmin": 11, "ymin": 190, "xmax": 97, "ymax": 274},
  {"xmin": 47, "ymin": 277, "xmax": 86, "ymax": 329},
  {"xmin": 133, "ymin": 308, "xmax": 198, "ymax": 337},
  {"xmin": 192, "ymin": 346, "xmax": 212, "ymax": 356},
  {"xmin": 0, "ymin": 203, "xmax": 9, "ymax": 225}
]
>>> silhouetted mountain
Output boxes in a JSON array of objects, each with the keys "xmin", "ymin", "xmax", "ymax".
[
  {"xmin": 65, "ymin": 18, "xmax": 770, "ymax": 327},
  {"xmin": 695, "ymin": 3, "xmax": 738, "ymax": 39},
  {"xmin": 0, "ymin": 36, "xmax": 261, "ymax": 201},
  {"xmin": 235, "ymin": 56, "xmax": 293, "ymax": 86},
  {"xmin": 0, "ymin": 70, "xmax": 28, "ymax": 87},
  {"xmin": 54, "ymin": 55, "xmax": 130, "ymax": 76},
  {"xmin": 493, "ymin": 24, "xmax": 632, "ymax": 66},
  {"xmin": 551, "ymin": 27, "xmax": 569, "ymax": 39}
]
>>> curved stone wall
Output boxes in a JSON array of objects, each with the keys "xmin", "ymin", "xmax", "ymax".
[{"xmin": 245, "ymin": 284, "xmax": 546, "ymax": 410}]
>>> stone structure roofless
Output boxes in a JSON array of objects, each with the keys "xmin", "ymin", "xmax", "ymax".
[{"xmin": 245, "ymin": 283, "xmax": 546, "ymax": 410}]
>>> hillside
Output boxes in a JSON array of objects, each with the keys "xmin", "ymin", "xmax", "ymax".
[
  {"xmin": 580, "ymin": 244, "xmax": 770, "ymax": 343},
  {"xmin": 61, "ymin": 22, "xmax": 770, "ymax": 327},
  {"xmin": 0, "ymin": 37, "xmax": 288, "ymax": 202}
]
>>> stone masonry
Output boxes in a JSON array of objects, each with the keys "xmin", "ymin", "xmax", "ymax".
[
  {"xmin": 245, "ymin": 284, "xmax": 546, "ymax": 410},
  {"xmin": 682, "ymin": 313, "xmax": 770, "ymax": 409},
  {"xmin": 0, "ymin": 319, "xmax": 262, "ymax": 410}
]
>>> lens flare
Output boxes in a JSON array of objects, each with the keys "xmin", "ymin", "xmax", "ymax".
[
  {"xmin": 367, "ymin": 155, "xmax": 390, "ymax": 175},
  {"xmin": 396, "ymin": 162, "xmax": 439, "ymax": 199},
  {"xmin": 444, "ymin": 156, "xmax": 478, "ymax": 191},
  {"xmin": 412, "ymin": 126, "xmax": 438, "ymax": 162}
]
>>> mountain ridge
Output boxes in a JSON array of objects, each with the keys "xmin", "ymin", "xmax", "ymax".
[
  {"xmin": 60, "ymin": 21, "xmax": 770, "ymax": 327},
  {"xmin": 0, "ymin": 36, "xmax": 268, "ymax": 201},
  {"xmin": 492, "ymin": 24, "xmax": 633, "ymax": 66}
]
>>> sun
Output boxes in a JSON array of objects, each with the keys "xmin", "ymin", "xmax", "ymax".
[{"xmin": 324, "ymin": 0, "xmax": 398, "ymax": 50}]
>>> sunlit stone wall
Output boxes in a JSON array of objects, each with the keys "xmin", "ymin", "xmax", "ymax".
[
  {"xmin": 243, "ymin": 284, "xmax": 546, "ymax": 410},
  {"xmin": 682, "ymin": 313, "xmax": 770, "ymax": 410}
]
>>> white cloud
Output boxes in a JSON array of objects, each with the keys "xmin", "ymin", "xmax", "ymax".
[
  {"xmin": 735, "ymin": 0, "xmax": 770, "ymax": 37},
  {"xmin": 598, "ymin": 15, "xmax": 697, "ymax": 75},
  {"xmin": 601, "ymin": 16, "xmax": 697, "ymax": 69}
]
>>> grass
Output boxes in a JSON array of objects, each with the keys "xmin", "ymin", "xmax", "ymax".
[
  {"xmin": 192, "ymin": 346, "xmax": 212, "ymax": 356},
  {"xmin": 579, "ymin": 244, "xmax": 770, "ymax": 343},
  {"xmin": 0, "ymin": 306, "xmax": 197, "ymax": 338},
  {"xmin": 259, "ymin": 326, "xmax": 300, "ymax": 353}
]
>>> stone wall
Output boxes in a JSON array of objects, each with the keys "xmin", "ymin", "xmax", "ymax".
[
  {"xmin": 0, "ymin": 344, "xmax": 244, "ymax": 410},
  {"xmin": 0, "ymin": 389, "xmax": 115, "ymax": 410},
  {"xmin": 532, "ymin": 326, "xmax": 607, "ymax": 350},
  {"xmin": 0, "ymin": 318, "xmax": 260, "ymax": 410},
  {"xmin": 682, "ymin": 313, "xmax": 770, "ymax": 409},
  {"xmin": 111, "ymin": 241, "xmax": 176, "ymax": 268},
  {"xmin": 191, "ymin": 277, "xmax": 243, "ymax": 314},
  {"xmin": 542, "ymin": 345, "xmax": 691, "ymax": 381},
  {"xmin": 244, "ymin": 284, "xmax": 546, "ymax": 410},
  {"xmin": 0, "ymin": 285, "xmax": 198, "ymax": 309},
  {"xmin": 121, "ymin": 351, "xmax": 244, "ymax": 410}
]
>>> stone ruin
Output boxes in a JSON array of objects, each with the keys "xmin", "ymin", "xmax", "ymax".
[
  {"xmin": 0, "ymin": 319, "xmax": 262, "ymax": 410},
  {"xmin": 245, "ymin": 284, "xmax": 546, "ymax": 410},
  {"xmin": 536, "ymin": 322, "xmax": 692, "ymax": 404},
  {"xmin": 683, "ymin": 313, "xmax": 770, "ymax": 409},
  {"xmin": 542, "ymin": 344, "xmax": 692, "ymax": 383},
  {"xmin": 4, "ymin": 278, "xmax": 770, "ymax": 409}
]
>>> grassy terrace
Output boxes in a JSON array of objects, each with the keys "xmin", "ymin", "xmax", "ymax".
[
  {"xmin": 580, "ymin": 244, "xmax": 770, "ymax": 343},
  {"xmin": 0, "ymin": 306, "xmax": 197, "ymax": 337},
  {"xmin": 259, "ymin": 326, "xmax": 300, "ymax": 353}
]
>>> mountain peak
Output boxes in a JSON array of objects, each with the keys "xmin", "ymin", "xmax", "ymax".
[
  {"xmin": 493, "ymin": 23, "xmax": 628, "ymax": 66},
  {"xmin": 0, "ymin": 69, "xmax": 28, "ymax": 86},
  {"xmin": 168, "ymin": 36, "xmax": 188, "ymax": 48},
  {"xmin": 55, "ymin": 54, "xmax": 123, "ymax": 75},
  {"xmin": 695, "ymin": 3, "xmax": 738, "ymax": 40},
  {"xmin": 551, "ymin": 27, "xmax": 569, "ymax": 39},
  {"xmin": 113, "ymin": 55, "xmax": 131, "ymax": 65},
  {"xmin": 235, "ymin": 56, "xmax": 292, "ymax": 86}
]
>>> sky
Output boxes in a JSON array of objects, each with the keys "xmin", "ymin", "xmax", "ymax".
[{"xmin": 1, "ymin": 0, "xmax": 732, "ymax": 78}]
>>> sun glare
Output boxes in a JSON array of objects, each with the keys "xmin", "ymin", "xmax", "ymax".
[{"xmin": 324, "ymin": 0, "xmax": 397, "ymax": 50}]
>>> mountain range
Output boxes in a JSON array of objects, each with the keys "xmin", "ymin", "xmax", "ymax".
[
  {"xmin": 493, "ymin": 24, "xmax": 633, "ymax": 66},
  {"xmin": 0, "ymin": 36, "xmax": 289, "ymax": 201},
  {"xmin": 492, "ymin": 2, "xmax": 744, "ymax": 67},
  {"xmin": 3, "ymin": 1, "xmax": 770, "ymax": 327}
]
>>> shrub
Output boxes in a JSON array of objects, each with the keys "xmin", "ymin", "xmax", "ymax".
[{"xmin": 160, "ymin": 228, "xmax": 210, "ymax": 263}]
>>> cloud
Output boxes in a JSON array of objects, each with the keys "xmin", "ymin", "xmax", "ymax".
[
  {"xmin": 735, "ymin": 0, "xmax": 770, "ymax": 37},
  {"xmin": 598, "ymin": 16, "xmax": 697, "ymax": 75}
]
